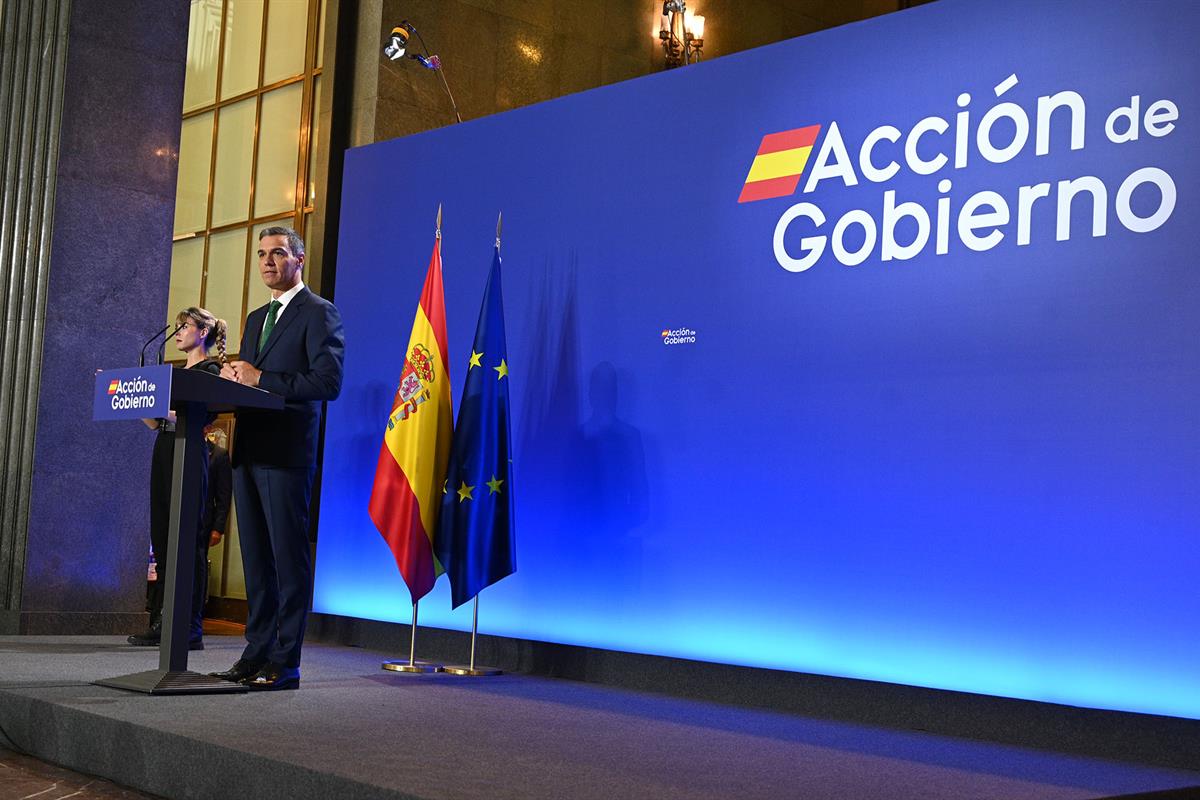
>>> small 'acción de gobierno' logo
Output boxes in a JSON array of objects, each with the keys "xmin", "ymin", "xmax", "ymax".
[{"xmin": 661, "ymin": 327, "xmax": 696, "ymax": 346}]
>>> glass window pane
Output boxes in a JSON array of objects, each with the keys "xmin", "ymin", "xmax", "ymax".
[
  {"xmin": 222, "ymin": 506, "xmax": 247, "ymax": 599},
  {"xmin": 302, "ymin": 210, "xmax": 320, "ymax": 279},
  {"xmin": 317, "ymin": 0, "xmax": 326, "ymax": 68},
  {"xmin": 183, "ymin": 0, "xmax": 222, "ymax": 112},
  {"xmin": 220, "ymin": 0, "xmax": 265, "ymax": 100},
  {"xmin": 262, "ymin": 0, "xmax": 308, "ymax": 85},
  {"xmin": 248, "ymin": 222, "xmax": 274, "ymax": 311},
  {"xmin": 168, "ymin": 237, "xmax": 205, "ymax": 331},
  {"xmin": 211, "ymin": 97, "xmax": 256, "ymax": 227},
  {"xmin": 247, "ymin": 259, "xmax": 273, "ymax": 314},
  {"xmin": 206, "ymin": 227, "xmax": 250, "ymax": 352},
  {"xmin": 174, "ymin": 112, "xmax": 214, "ymax": 235},
  {"xmin": 253, "ymin": 84, "xmax": 302, "ymax": 218},
  {"xmin": 307, "ymin": 75, "xmax": 321, "ymax": 209}
]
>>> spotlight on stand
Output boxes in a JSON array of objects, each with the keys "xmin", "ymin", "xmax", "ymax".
[
  {"xmin": 383, "ymin": 22, "xmax": 414, "ymax": 60},
  {"xmin": 381, "ymin": 19, "xmax": 463, "ymax": 123}
]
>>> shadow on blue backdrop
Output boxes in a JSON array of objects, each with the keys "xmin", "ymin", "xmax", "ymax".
[{"xmin": 314, "ymin": 0, "xmax": 1200, "ymax": 719}]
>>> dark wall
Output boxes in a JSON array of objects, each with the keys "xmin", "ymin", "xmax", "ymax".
[
  {"xmin": 367, "ymin": 0, "xmax": 905, "ymax": 143},
  {"xmin": 16, "ymin": 0, "xmax": 189, "ymax": 633}
]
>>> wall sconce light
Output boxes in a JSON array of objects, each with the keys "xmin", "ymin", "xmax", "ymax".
[{"xmin": 659, "ymin": 1, "xmax": 704, "ymax": 68}]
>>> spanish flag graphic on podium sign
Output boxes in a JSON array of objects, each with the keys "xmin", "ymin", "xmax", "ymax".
[{"xmin": 368, "ymin": 227, "xmax": 454, "ymax": 603}]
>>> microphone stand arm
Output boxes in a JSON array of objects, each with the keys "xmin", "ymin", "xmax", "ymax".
[
  {"xmin": 434, "ymin": 64, "xmax": 462, "ymax": 125},
  {"xmin": 408, "ymin": 25, "xmax": 463, "ymax": 125},
  {"xmin": 140, "ymin": 325, "xmax": 170, "ymax": 368}
]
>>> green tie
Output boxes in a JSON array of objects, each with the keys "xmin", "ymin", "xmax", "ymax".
[{"xmin": 258, "ymin": 300, "xmax": 281, "ymax": 353}]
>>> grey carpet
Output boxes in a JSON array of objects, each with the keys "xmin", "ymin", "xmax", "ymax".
[{"xmin": 0, "ymin": 636, "xmax": 1196, "ymax": 800}]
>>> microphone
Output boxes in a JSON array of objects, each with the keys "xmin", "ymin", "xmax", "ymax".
[
  {"xmin": 412, "ymin": 53, "xmax": 441, "ymax": 70},
  {"xmin": 156, "ymin": 321, "xmax": 188, "ymax": 366},
  {"xmin": 139, "ymin": 324, "xmax": 171, "ymax": 367}
]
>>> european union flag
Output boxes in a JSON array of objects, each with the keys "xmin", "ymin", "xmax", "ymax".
[{"xmin": 434, "ymin": 244, "xmax": 516, "ymax": 608}]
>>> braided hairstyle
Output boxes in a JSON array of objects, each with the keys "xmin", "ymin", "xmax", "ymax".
[{"xmin": 177, "ymin": 306, "xmax": 229, "ymax": 365}]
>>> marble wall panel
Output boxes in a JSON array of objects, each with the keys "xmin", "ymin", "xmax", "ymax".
[{"xmin": 22, "ymin": 2, "xmax": 189, "ymax": 624}]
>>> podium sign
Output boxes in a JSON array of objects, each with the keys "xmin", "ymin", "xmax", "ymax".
[
  {"xmin": 93, "ymin": 365, "xmax": 172, "ymax": 421},
  {"xmin": 91, "ymin": 365, "xmax": 281, "ymax": 694}
]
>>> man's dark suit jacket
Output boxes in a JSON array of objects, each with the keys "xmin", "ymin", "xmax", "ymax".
[
  {"xmin": 234, "ymin": 286, "xmax": 345, "ymax": 467},
  {"xmin": 202, "ymin": 444, "xmax": 232, "ymax": 535}
]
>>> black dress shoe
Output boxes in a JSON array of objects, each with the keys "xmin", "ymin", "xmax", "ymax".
[
  {"xmin": 188, "ymin": 638, "xmax": 204, "ymax": 651},
  {"xmin": 127, "ymin": 629, "xmax": 159, "ymax": 646},
  {"xmin": 209, "ymin": 658, "xmax": 263, "ymax": 683},
  {"xmin": 127, "ymin": 619, "xmax": 162, "ymax": 646},
  {"xmin": 245, "ymin": 663, "xmax": 300, "ymax": 691}
]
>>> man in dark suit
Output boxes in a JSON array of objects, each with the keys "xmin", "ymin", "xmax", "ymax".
[
  {"xmin": 203, "ymin": 431, "xmax": 233, "ymax": 550},
  {"xmin": 214, "ymin": 226, "xmax": 345, "ymax": 690},
  {"xmin": 195, "ymin": 431, "xmax": 232, "ymax": 644}
]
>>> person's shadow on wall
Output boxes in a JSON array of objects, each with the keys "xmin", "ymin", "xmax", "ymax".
[{"xmin": 569, "ymin": 361, "xmax": 650, "ymax": 605}]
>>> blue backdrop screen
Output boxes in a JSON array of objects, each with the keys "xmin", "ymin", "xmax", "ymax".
[{"xmin": 315, "ymin": 0, "xmax": 1200, "ymax": 718}]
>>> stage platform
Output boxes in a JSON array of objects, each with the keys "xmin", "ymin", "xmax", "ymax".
[{"xmin": 0, "ymin": 634, "xmax": 1197, "ymax": 800}]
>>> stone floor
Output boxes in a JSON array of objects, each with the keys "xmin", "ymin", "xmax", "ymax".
[
  {"xmin": 0, "ymin": 746, "xmax": 161, "ymax": 800},
  {"xmin": 0, "ymin": 618, "xmax": 246, "ymax": 800}
]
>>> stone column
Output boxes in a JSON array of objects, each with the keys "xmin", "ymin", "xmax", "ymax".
[{"xmin": 0, "ymin": 0, "xmax": 189, "ymax": 634}]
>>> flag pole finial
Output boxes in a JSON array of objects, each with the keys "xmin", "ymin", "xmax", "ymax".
[
  {"xmin": 495, "ymin": 211, "xmax": 502, "ymax": 250},
  {"xmin": 436, "ymin": 203, "xmax": 443, "ymax": 239}
]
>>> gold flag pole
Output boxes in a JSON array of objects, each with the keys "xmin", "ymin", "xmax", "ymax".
[
  {"xmin": 444, "ymin": 210, "xmax": 504, "ymax": 677},
  {"xmin": 382, "ymin": 600, "xmax": 441, "ymax": 673},
  {"xmin": 382, "ymin": 203, "xmax": 448, "ymax": 676},
  {"xmin": 442, "ymin": 595, "xmax": 501, "ymax": 676}
]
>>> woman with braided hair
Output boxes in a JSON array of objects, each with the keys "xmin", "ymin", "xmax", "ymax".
[{"xmin": 128, "ymin": 307, "xmax": 227, "ymax": 650}]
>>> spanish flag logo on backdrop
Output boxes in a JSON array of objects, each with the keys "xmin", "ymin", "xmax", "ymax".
[
  {"xmin": 368, "ymin": 232, "xmax": 454, "ymax": 603},
  {"xmin": 738, "ymin": 125, "xmax": 822, "ymax": 203}
]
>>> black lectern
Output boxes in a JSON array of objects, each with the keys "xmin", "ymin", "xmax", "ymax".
[{"xmin": 93, "ymin": 365, "xmax": 283, "ymax": 694}]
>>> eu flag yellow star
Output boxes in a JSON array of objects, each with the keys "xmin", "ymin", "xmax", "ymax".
[
  {"xmin": 486, "ymin": 474, "xmax": 504, "ymax": 495},
  {"xmin": 456, "ymin": 481, "xmax": 475, "ymax": 502},
  {"xmin": 494, "ymin": 359, "xmax": 508, "ymax": 380},
  {"xmin": 468, "ymin": 350, "xmax": 483, "ymax": 369}
]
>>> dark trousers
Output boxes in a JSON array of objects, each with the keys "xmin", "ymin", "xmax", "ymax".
[
  {"xmin": 149, "ymin": 432, "xmax": 209, "ymax": 639},
  {"xmin": 233, "ymin": 462, "xmax": 315, "ymax": 668}
]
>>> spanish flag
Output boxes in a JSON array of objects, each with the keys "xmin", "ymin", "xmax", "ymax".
[{"xmin": 368, "ymin": 232, "xmax": 454, "ymax": 603}]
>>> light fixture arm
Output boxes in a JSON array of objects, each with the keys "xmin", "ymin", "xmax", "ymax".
[
  {"xmin": 383, "ymin": 20, "xmax": 464, "ymax": 124},
  {"xmin": 432, "ymin": 60, "xmax": 463, "ymax": 125}
]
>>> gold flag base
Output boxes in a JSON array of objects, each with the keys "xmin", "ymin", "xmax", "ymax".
[
  {"xmin": 381, "ymin": 660, "xmax": 441, "ymax": 673},
  {"xmin": 440, "ymin": 596, "xmax": 502, "ymax": 676},
  {"xmin": 382, "ymin": 601, "xmax": 441, "ymax": 673},
  {"xmin": 441, "ymin": 664, "xmax": 502, "ymax": 676}
]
